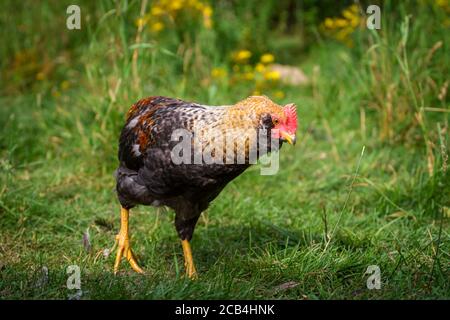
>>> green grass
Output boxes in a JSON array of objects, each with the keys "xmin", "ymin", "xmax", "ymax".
[{"xmin": 0, "ymin": 0, "xmax": 449, "ymax": 299}]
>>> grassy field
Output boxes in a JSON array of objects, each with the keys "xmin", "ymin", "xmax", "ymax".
[{"xmin": 0, "ymin": 0, "xmax": 449, "ymax": 299}]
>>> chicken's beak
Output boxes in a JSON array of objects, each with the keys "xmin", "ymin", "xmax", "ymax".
[{"xmin": 280, "ymin": 131, "xmax": 296, "ymax": 145}]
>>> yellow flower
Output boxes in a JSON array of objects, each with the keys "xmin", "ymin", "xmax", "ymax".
[
  {"xmin": 170, "ymin": 0, "xmax": 182, "ymax": 11},
  {"xmin": 335, "ymin": 18, "xmax": 348, "ymax": 28},
  {"xmin": 349, "ymin": 15, "xmax": 360, "ymax": 27},
  {"xmin": 260, "ymin": 53, "xmax": 275, "ymax": 64},
  {"xmin": 202, "ymin": 5, "xmax": 213, "ymax": 29},
  {"xmin": 211, "ymin": 67, "xmax": 227, "ymax": 79},
  {"xmin": 151, "ymin": 22, "xmax": 164, "ymax": 32},
  {"xmin": 151, "ymin": 6, "xmax": 164, "ymax": 16},
  {"xmin": 146, "ymin": 0, "xmax": 214, "ymax": 31},
  {"xmin": 264, "ymin": 70, "xmax": 280, "ymax": 81},
  {"xmin": 195, "ymin": 2, "xmax": 205, "ymax": 11},
  {"xmin": 324, "ymin": 18, "xmax": 334, "ymax": 29},
  {"xmin": 203, "ymin": 5, "xmax": 213, "ymax": 18},
  {"xmin": 321, "ymin": 3, "xmax": 362, "ymax": 45},
  {"xmin": 135, "ymin": 17, "xmax": 147, "ymax": 28},
  {"xmin": 342, "ymin": 7, "xmax": 357, "ymax": 20},
  {"xmin": 349, "ymin": 4, "xmax": 359, "ymax": 13},
  {"xmin": 233, "ymin": 50, "xmax": 252, "ymax": 63},
  {"xmin": 255, "ymin": 63, "xmax": 266, "ymax": 73}
]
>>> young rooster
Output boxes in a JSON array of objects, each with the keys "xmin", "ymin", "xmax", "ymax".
[{"xmin": 114, "ymin": 95, "xmax": 297, "ymax": 278}]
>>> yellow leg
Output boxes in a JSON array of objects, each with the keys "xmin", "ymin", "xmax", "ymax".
[
  {"xmin": 114, "ymin": 207, "xmax": 144, "ymax": 274},
  {"xmin": 181, "ymin": 239, "xmax": 197, "ymax": 279}
]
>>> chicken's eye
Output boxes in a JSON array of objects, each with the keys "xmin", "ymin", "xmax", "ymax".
[{"xmin": 273, "ymin": 118, "xmax": 279, "ymax": 125}]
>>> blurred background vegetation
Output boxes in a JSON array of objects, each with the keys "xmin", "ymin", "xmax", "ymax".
[{"xmin": 0, "ymin": 0, "xmax": 448, "ymax": 299}]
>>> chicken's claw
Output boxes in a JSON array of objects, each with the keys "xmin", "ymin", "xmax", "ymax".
[
  {"xmin": 181, "ymin": 239, "xmax": 197, "ymax": 279},
  {"xmin": 113, "ymin": 207, "xmax": 144, "ymax": 274}
]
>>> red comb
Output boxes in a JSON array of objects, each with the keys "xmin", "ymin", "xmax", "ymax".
[
  {"xmin": 284, "ymin": 103, "xmax": 298, "ymax": 131},
  {"xmin": 284, "ymin": 103, "xmax": 297, "ymax": 120}
]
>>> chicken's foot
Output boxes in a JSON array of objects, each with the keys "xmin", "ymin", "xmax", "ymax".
[
  {"xmin": 113, "ymin": 207, "xmax": 144, "ymax": 274},
  {"xmin": 181, "ymin": 239, "xmax": 197, "ymax": 279}
]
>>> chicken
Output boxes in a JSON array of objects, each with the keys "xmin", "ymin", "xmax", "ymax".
[{"xmin": 113, "ymin": 95, "xmax": 298, "ymax": 278}]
